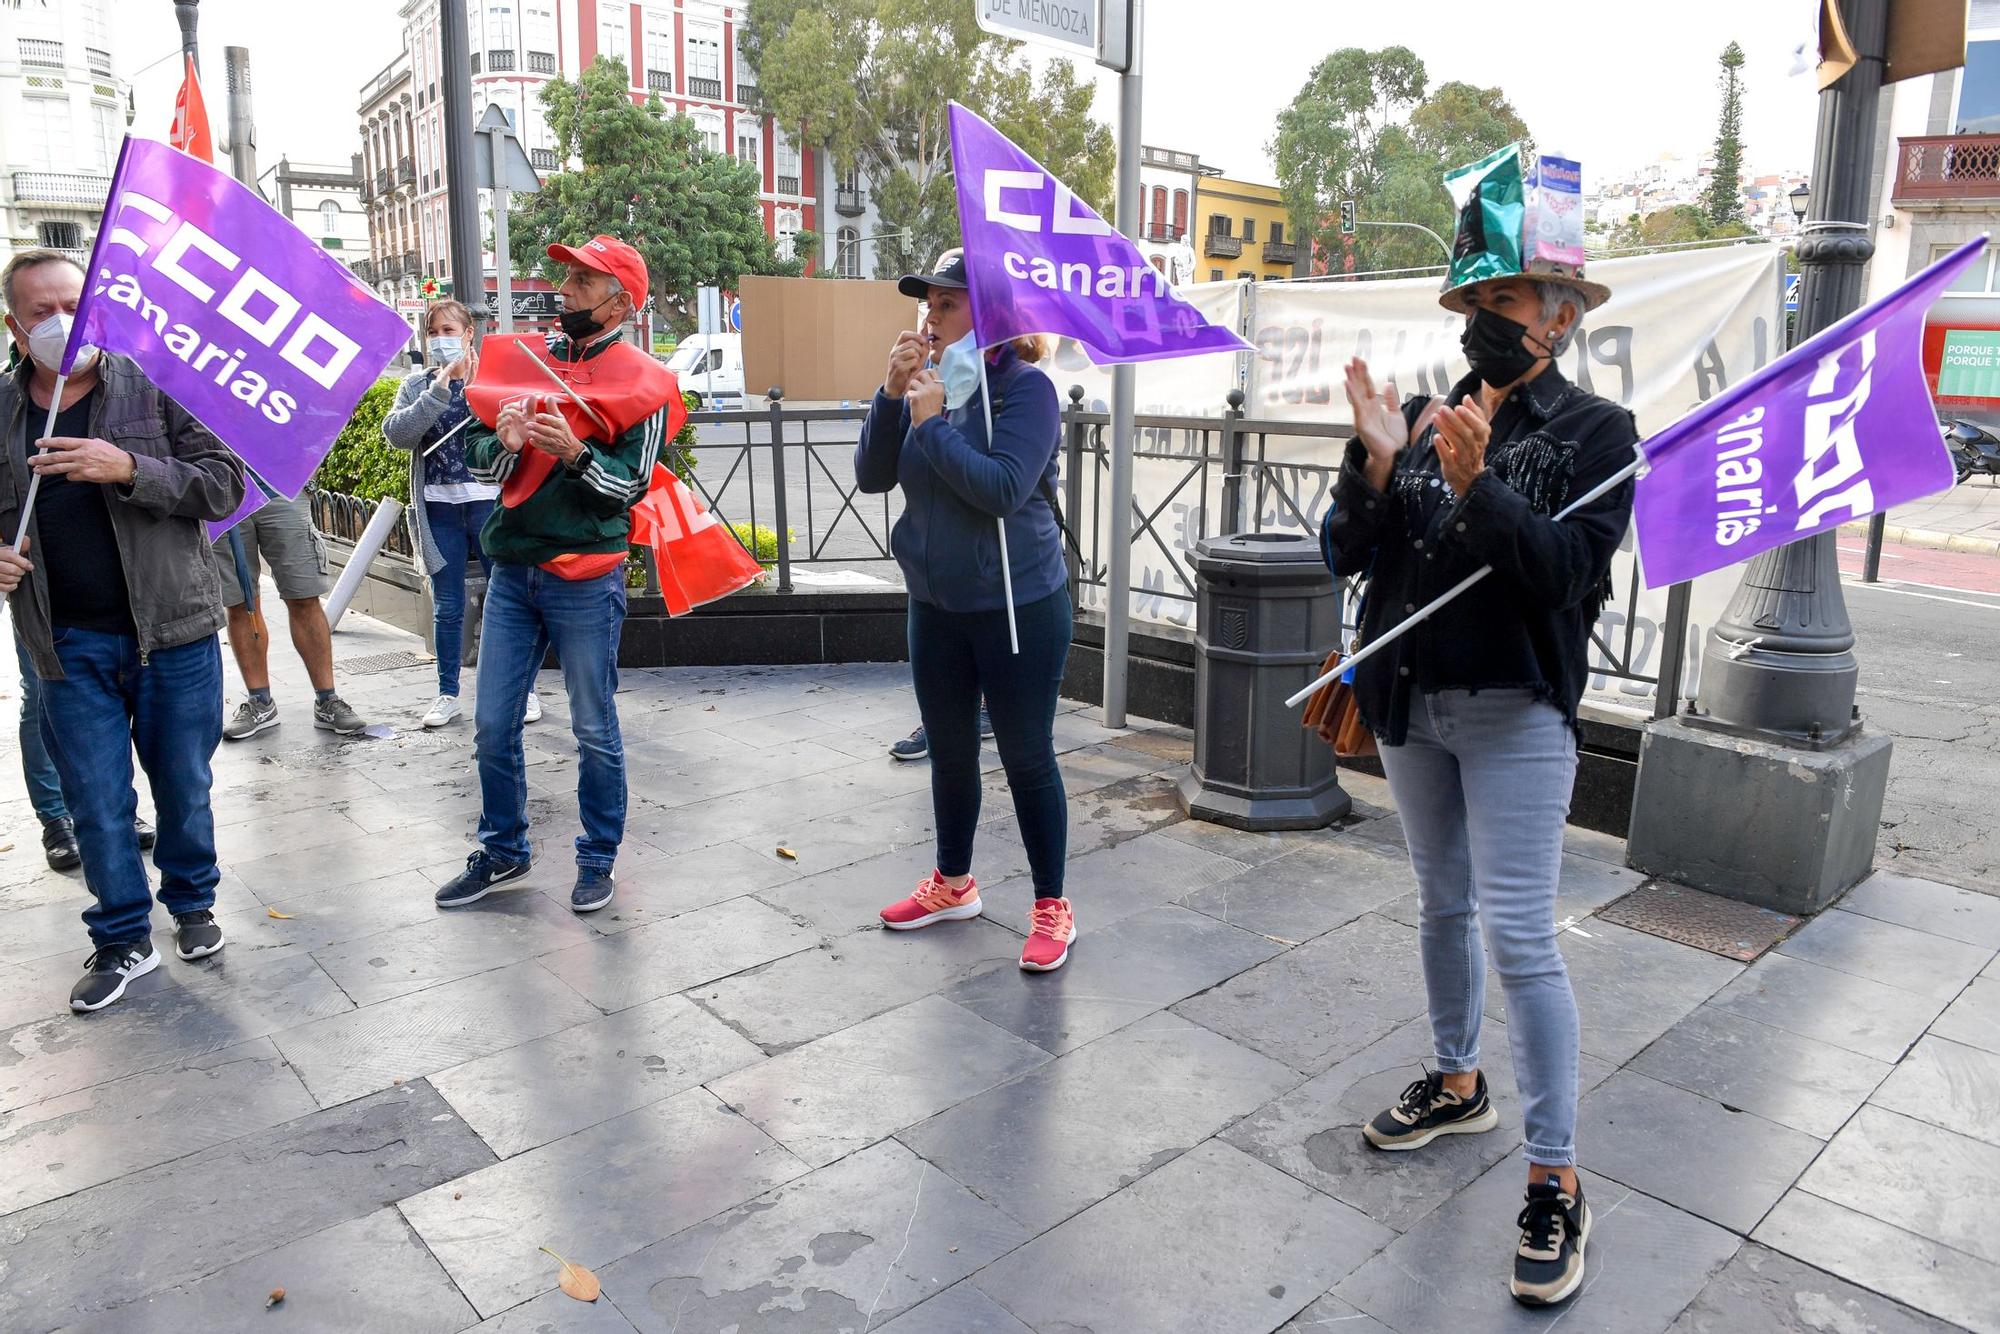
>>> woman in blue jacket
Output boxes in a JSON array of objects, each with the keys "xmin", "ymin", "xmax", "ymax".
[{"xmin": 854, "ymin": 249, "xmax": 1075, "ymax": 972}]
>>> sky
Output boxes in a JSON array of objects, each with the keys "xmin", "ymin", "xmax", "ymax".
[{"xmin": 114, "ymin": 0, "xmax": 1824, "ymax": 184}]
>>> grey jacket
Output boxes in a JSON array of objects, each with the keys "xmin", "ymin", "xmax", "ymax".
[
  {"xmin": 1, "ymin": 354, "xmax": 247, "ymax": 679},
  {"xmin": 381, "ymin": 368, "xmax": 496, "ymax": 577}
]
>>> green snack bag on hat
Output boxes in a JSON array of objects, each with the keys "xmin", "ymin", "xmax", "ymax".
[{"xmin": 1444, "ymin": 143, "xmax": 1524, "ymax": 293}]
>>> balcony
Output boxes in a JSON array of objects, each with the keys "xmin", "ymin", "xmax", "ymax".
[
  {"xmin": 18, "ymin": 38, "xmax": 62, "ymax": 69},
  {"xmin": 776, "ymin": 173, "xmax": 800, "ymax": 196},
  {"xmin": 375, "ymin": 167, "xmax": 391, "ymax": 196},
  {"xmin": 1143, "ymin": 222, "xmax": 1182, "ymax": 243},
  {"xmin": 353, "ymin": 258, "xmax": 377, "ymax": 284},
  {"xmin": 835, "ymin": 186, "xmax": 864, "ymax": 217},
  {"xmin": 10, "ymin": 171, "xmax": 111, "ymax": 205},
  {"xmin": 87, "ymin": 47, "xmax": 112, "ymax": 76},
  {"xmin": 1893, "ymin": 134, "xmax": 2000, "ymax": 205},
  {"xmin": 531, "ymin": 148, "xmax": 558, "ymax": 172},
  {"xmin": 529, "ymin": 51, "xmax": 557, "ymax": 75},
  {"xmin": 1262, "ymin": 240, "xmax": 1299, "ymax": 267},
  {"xmin": 397, "ymin": 157, "xmax": 415, "ymax": 188},
  {"xmin": 647, "ymin": 69, "xmax": 673, "ymax": 93},
  {"xmin": 486, "ymin": 48, "xmax": 516, "ymax": 72},
  {"xmin": 379, "ymin": 255, "xmax": 402, "ymax": 281},
  {"xmin": 736, "ymin": 81, "xmax": 757, "ymax": 104},
  {"xmin": 688, "ymin": 75, "xmax": 722, "ymax": 100},
  {"xmin": 1204, "ymin": 232, "xmax": 1242, "ymax": 259},
  {"xmin": 403, "ymin": 250, "xmax": 420, "ymax": 275}
]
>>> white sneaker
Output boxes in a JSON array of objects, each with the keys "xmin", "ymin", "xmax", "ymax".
[
  {"xmin": 422, "ymin": 694, "xmax": 462, "ymax": 728},
  {"xmin": 523, "ymin": 691, "xmax": 542, "ymax": 723}
]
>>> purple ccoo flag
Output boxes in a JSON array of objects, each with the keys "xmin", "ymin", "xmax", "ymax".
[
  {"xmin": 63, "ymin": 136, "xmax": 410, "ymax": 508},
  {"xmin": 947, "ymin": 102, "xmax": 1251, "ymax": 364},
  {"xmin": 1633, "ymin": 237, "xmax": 1982, "ymax": 588}
]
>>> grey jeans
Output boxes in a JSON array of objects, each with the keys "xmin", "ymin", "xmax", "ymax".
[{"xmin": 1377, "ymin": 687, "xmax": 1581, "ymax": 1166}]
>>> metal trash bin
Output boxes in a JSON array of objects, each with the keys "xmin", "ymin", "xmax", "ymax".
[{"xmin": 1178, "ymin": 532, "xmax": 1351, "ymax": 830}]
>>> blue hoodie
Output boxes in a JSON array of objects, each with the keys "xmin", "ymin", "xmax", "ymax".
[{"xmin": 854, "ymin": 345, "xmax": 1067, "ymax": 614}]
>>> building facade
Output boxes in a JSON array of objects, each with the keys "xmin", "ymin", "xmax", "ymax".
[
  {"xmin": 1870, "ymin": 7, "xmax": 2000, "ymax": 425},
  {"xmin": 1138, "ymin": 145, "xmax": 1204, "ymax": 287},
  {"xmin": 259, "ymin": 157, "xmax": 372, "ymax": 279},
  {"xmin": 0, "ymin": 0, "xmax": 130, "ymax": 269},
  {"xmin": 1196, "ymin": 175, "xmax": 1302, "ymax": 284},
  {"xmin": 360, "ymin": 0, "xmax": 817, "ymax": 315}
]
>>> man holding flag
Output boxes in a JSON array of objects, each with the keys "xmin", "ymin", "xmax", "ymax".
[
  {"xmin": 0, "ymin": 250, "xmax": 246, "ymax": 1012},
  {"xmin": 432, "ymin": 235, "xmax": 681, "ymax": 917}
]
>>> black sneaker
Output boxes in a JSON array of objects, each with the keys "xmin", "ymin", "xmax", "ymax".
[
  {"xmin": 889, "ymin": 726, "xmax": 929, "ymax": 761},
  {"xmin": 1512, "ymin": 1174, "xmax": 1591, "ymax": 1306},
  {"xmin": 571, "ymin": 867, "xmax": 616, "ymax": 913},
  {"xmin": 70, "ymin": 940, "xmax": 160, "ymax": 1012},
  {"xmin": 434, "ymin": 850, "xmax": 532, "ymax": 908},
  {"xmin": 1362, "ymin": 1069, "xmax": 1499, "ymax": 1151},
  {"xmin": 978, "ymin": 706, "xmax": 994, "ymax": 740},
  {"xmin": 42, "ymin": 816, "xmax": 81, "ymax": 871},
  {"xmin": 173, "ymin": 909, "xmax": 225, "ymax": 960},
  {"xmin": 135, "ymin": 816, "xmax": 157, "ymax": 850}
]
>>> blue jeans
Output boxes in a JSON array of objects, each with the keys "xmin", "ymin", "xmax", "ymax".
[
  {"xmin": 909, "ymin": 590, "xmax": 1072, "ymax": 896},
  {"xmin": 38, "ymin": 628, "xmax": 223, "ymax": 947},
  {"xmin": 426, "ymin": 499, "xmax": 495, "ymax": 696},
  {"xmin": 15, "ymin": 630, "xmax": 65, "ymax": 822},
  {"xmin": 1377, "ymin": 688, "xmax": 1581, "ymax": 1167},
  {"xmin": 474, "ymin": 563, "xmax": 626, "ymax": 871}
]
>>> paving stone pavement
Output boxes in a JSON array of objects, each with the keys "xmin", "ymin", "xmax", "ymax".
[{"xmin": 1, "ymin": 607, "xmax": 1997, "ymax": 1333}]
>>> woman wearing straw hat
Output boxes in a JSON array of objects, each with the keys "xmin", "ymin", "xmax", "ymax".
[
  {"xmin": 855, "ymin": 247, "xmax": 1076, "ymax": 973},
  {"xmin": 1321, "ymin": 150, "xmax": 1635, "ymax": 1307}
]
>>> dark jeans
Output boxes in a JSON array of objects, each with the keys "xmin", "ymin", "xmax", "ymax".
[
  {"xmin": 910, "ymin": 589, "xmax": 1072, "ymax": 897},
  {"xmin": 39, "ymin": 628, "xmax": 223, "ymax": 947},
  {"xmin": 425, "ymin": 498, "xmax": 495, "ymax": 696},
  {"xmin": 474, "ymin": 563, "xmax": 626, "ymax": 872},
  {"xmin": 14, "ymin": 630, "xmax": 65, "ymax": 822}
]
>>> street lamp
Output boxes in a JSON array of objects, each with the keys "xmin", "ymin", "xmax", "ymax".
[
  {"xmin": 835, "ymin": 228, "xmax": 910, "ymax": 278},
  {"xmin": 1789, "ymin": 182, "xmax": 1811, "ymax": 223}
]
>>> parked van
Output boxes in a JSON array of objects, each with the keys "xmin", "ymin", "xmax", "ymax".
[{"xmin": 664, "ymin": 332, "xmax": 746, "ymax": 407}]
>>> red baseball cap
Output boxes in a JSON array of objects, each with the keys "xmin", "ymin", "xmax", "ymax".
[{"xmin": 547, "ymin": 235, "xmax": 648, "ymax": 309}]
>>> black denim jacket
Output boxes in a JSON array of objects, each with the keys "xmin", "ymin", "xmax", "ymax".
[{"xmin": 1318, "ymin": 365, "xmax": 1638, "ymax": 746}]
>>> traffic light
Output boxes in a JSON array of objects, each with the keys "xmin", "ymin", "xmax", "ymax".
[{"xmin": 1340, "ymin": 200, "xmax": 1356, "ymax": 236}]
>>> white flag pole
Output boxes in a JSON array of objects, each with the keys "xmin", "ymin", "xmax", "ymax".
[
  {"xmin": 9, "ymin": 374, "xmax": 69, "ymax": 550},
  {"xmin": 975, "ymin": 353, "xmax": 1020, "ymax": 655},
  {"xmin": 1284, "ymin": 453, "xmax": 1644, "ymax": 709}
]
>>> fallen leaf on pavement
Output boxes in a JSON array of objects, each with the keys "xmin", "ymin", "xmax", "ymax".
[
  {"xmin": 266, "ymin": 1288, "xmax": 286, "ymax": 1308},
  {"xmin": 776, "ymin": 847, "xmax": 798, "ymax": 861},
  {"xmin": 539, "ymin": 1247, "xmax": 600, "ymax": 1302},
  {"xmin": 0, "ymin": 841, "xmax": 14, "ymax": 854},
  {"xmin": 266, "ymin": 907, "xmax": 296, "ymax": 920}
]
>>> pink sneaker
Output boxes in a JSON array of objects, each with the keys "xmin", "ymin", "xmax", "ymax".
[
  {"xmin": 880, "ymin": 872, "xmax": 982, "ymax": 930},
  {"xmin": 1020, "ymin": 897, "xmax": 1076, "ymax": 972}
]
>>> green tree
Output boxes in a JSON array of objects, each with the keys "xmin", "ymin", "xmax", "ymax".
[
  {"xmin": 1272, "ymin": 51, "xmax": 1530, "ymax": 276},
  {"xmin": 509, "ymin": 56, "xmax": 801, "ymax": 326},
  {"xmin": 1703, "ymin": 41, "xmax": 1748, "ymax": 227},
  {"xmin": 743, "ymin": 0, "xmax": 1114, "ymax": 277},
  {"xmin": 1612, "ymin": 203, "xmax": 1754, "ymax": 250}
]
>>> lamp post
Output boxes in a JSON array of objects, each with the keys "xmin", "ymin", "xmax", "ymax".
[
  {"xmin": 835, "ymin": 229, "xmax": 910, "ymax": 278},
  {"xmin": 1789, "ymin": 181, "xmax": 1812, "ymax": 224},
  {"xmin": 1625, "ymin": 0, "xmax": 1894, "ymax": 915}
]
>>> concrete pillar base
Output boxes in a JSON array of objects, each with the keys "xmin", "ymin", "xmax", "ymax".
[
  {"xmin": 1178, "ymin": 767, "xmax": 1351, "ymax": 832},
  {"xmin": 1626, "ymin": 716, "xmax": 1892, "ymax": 916}
]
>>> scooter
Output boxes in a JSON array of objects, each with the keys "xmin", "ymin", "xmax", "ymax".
[{"xmin": 1944, "ymin": 419, "xmax": 2000, "ymax": 485}]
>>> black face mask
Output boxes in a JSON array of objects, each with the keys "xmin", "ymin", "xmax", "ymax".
[
  {"xmin": 558, "ymin": 295, "xmax": 616, "ymax": 343},
  {"xmin": 1461, "ymin": 306, "xmax": 1552, "ymax": 389}
]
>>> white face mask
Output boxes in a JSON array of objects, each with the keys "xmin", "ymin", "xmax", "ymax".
[
  {"xmin": 936, "ymin": 331, "xmax": 982, "ymax": 412},
  {"xmin": 23, "ymin": 312, "xmax": 97, "ymax": 376},
  {"xmin": 428, "ymin": 336, "xmax": 465, "ymax": 365}
]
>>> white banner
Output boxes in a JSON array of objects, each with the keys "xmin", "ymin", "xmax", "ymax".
[{"xmin": 1041, "ymin": 245, "xmax": 1789, "ymax": 709}]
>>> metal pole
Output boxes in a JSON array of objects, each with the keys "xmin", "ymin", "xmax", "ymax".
[
  {"xmin": 766, "ymin": 388, "xmax": 793, "ymax": 594},
  {"xmin": 1861, "ymin": 511, "xmax": 1886, "ymax": 583},
  {"xmin": 223, "ymin": 47, "xmax": 256, "ymax": 185},
  {"xmin": 1695, "ymin": 0, "xmax": 1884, "ymax": 743},
  {"xmin": 440, "ymin": 0, "xmax": 488, "ymax": 323},
  {"xmin": 1353, "ymin": 219, "xmax": 1453, "ymax": 264},
  {"xmin": 173, "ymin": 2, "xmax": 200, "ymax": 74},
  {"xmin": 1104, "ymin": 0, "xmax": 1143, "ymax": 728},
  {"xmin": 488, "ymin": 126, "xmax": 515, "ymax": 333}
]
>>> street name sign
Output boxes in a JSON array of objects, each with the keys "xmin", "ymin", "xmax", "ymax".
[{"xmin": 975, "ymin": 0, "xmax": 1098, "ymax": 61}]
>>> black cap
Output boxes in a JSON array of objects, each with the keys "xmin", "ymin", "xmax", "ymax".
[{"xmin": 897, "ymin": 249, "xmax": 967, "ymax": 300}]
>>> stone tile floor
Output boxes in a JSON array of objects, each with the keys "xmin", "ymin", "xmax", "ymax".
[{"xmin": 1, "ymin": 609, "xmax": 1997, "ymax": 1333}]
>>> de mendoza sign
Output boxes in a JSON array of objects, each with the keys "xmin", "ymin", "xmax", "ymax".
[{"xmin": 975, "ymin": 0, "xmax": 1098, "ymax": 58}]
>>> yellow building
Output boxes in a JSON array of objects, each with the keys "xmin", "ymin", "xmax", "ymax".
[{"xmin": 1196, "ymin": 176, "xmax": 1303, "ymax": 283}]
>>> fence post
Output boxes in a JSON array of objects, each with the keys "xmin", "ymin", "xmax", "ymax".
[
  {"xmin": 1064, "ymin": 385, "xmax": 1085, "ymax": 593},
  {"xmin": 1654, "ymin": 581, "xmax": 1693, "ymax": 721},
  {"xmin": 766, "ymin": 386, "xmax": 793, "ymax": 594},
  {"xmin": 1219, "ymin": 388, "xmax": 1246, "ymax": 536}
]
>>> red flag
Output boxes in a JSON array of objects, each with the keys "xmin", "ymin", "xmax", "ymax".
[
  {"xmin": 170, "ymin": 55, "xmax": 214, "ymax": 162},
  {"xmin": 628, "ymin": 465, "xmax": 762, "ymax": 616}
]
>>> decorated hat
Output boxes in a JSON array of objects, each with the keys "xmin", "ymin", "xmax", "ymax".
[{"xmin": 1438, "ymin": 143, "xmax": 1610, "ymax": 315}]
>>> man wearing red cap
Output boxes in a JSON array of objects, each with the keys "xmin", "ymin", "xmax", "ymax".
[{"xmin": 434, "ymin": 235, "xmax": 674, "ymax": 915}]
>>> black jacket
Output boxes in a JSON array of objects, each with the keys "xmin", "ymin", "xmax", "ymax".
[
  {"xmin": 2, "ymin": 355, "xmax": 246, "ymax": 678},
  {"xmin": 1319, "ymin": 365, "xmax": 1638, "ymax": 745}
]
